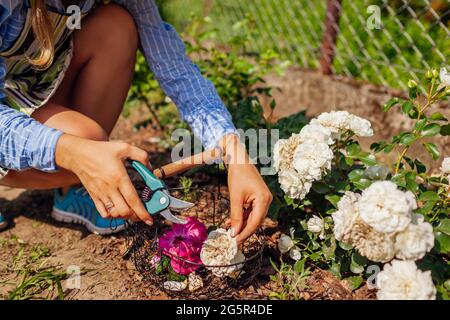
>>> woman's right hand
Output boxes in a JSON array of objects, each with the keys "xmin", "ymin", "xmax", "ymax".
[{"xmin": 55, "ymin": 134, "xmax": 153, "ymax": 225}]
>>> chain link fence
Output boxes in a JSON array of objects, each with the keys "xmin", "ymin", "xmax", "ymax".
[{"xmin": 159, "ymin": 0, "xmax": 450, "ymax": 91}]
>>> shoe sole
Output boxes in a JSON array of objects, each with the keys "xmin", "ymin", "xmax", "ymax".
[
  {"xmin": 51, "ymin": 207, "xmax": 127, "ymax": 236},
  {"xmin": 0, "ymin": 221, "xmax": 7, "ymax": 231}
]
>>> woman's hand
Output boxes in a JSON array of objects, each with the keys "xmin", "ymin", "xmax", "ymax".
[
  {"xmin": 221, "ymin": 135, "xmax": 273, "ymax": 244},
  {"xmin": 55, "ymin": 134, "xmax": 153, "ymax": 224}
]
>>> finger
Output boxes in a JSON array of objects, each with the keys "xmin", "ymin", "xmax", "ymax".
[
  {"xmin": 108, "ymin": 189, "xmax": 133, "ymax": 219},
  {"xmin": 119, "ymin": 178, "xmax": 153, "ymax": 226},
  {"xmin": 126, "ymin": 145, "xmax": 151, "ymax": 168},
  {"xmin": 92, "ymin": 196, "xmax": 109, "ymax": 219},
  {"xmin": 230, "ymin": 193, "xmax": 245, "ymax": 237},
  {"xmin": 236, "ymin": 198, "xmax": 269, "ymax": 244}
]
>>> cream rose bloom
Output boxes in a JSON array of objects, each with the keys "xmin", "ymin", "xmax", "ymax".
[
  {"xmin": 293, "ymin": 142, "xmax": 333, "ymax": 181},
  {"xmin": 314, "ymin": 111, "xmax": 352, "ymax": 135},
  {"xmin": 441, "ymin": 157, "xmax": 450, "ymax": 174},
  {"xmin": 348, "ymin": 115, "xmax": 374, "ymax": 137},
  {"xmin": 278, "ymin": 170, "xmax": 312, "ymax": 200},
  {"xmin": 307, "ymin": 215, "xmax": 325, "ymax": 239},
  {"xmin": 200, "ymin": 229, "xmax": 245, "ymax": 277},
  {"xmin": 440, "ymin": 67, "xmax": 450, "ymax": 86},
  {"xmin": 349, "ymin": 219, "xmax": 396, "ymax": 263},
  {"xmin": 299, "ymin": 123, "xmax": 334, "ymax": 145},
  {"xmin": 332, "ymin": 191, "xmax": 361, "ymax": 242},
  {"xmin": 394, "ymin": 214, "xmax": 434, "ymax": 261},
  {"xmin": 273, "ymin": 134, "xmax": 302, "ymax": 172},
  {"xmin": 314, "ymin": 111, "xmax": 373, "ymax": 138},
  {"xmin": 358, "ymin": 181, "xmax": 416, "ymax": 233},
  {"xmin": 377, "ymin": 260, "xmax": 436, "ymax": 300},
  {"xmin": 289, "ymin": 247, "xmax": 302, "ymax": 261},
  {"xmin": 278, "ymin": 234, "xmax": 295, "ymax": 254}
]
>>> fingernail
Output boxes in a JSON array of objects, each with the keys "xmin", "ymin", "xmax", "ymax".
[
  {"xmin": 230, "ymin": 227, "xmax": 236, "ymax": 237},
  {"xmin": 145, "ymin": 220, "xmax": 153, "ymax": 226}
]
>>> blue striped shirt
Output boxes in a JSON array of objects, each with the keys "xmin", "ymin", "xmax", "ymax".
[{"xmin": 0, "ymin": 0, "xmax": 237, "ymax": 173}]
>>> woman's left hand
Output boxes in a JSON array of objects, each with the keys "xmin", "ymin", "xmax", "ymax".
[{"xmin": 221, "ymin": 135, "xmax": 273, "ymax": 244}]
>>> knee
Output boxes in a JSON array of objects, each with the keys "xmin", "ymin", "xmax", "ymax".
[
  {"xmin": 67, "ymin": 117, "xmax": 109, "ymax": 142},
  {"xmin": 90, "ymin": 4, "xmax": 139, "ymax": 56}
]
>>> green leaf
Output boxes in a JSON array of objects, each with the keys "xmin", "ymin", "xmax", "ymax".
[
  {"xmin": 436, "ymin": 219, "xmax": 450, "ymax": 236},
  {"xmin": 440, "ymin": 124, "xmax": 450, "ymax": 136},
  {"xmin": 353, "ymin": 178, "xmax": 371, "ymax": 190},
  {"xmin": 350, "ymin": 252, "xmax": 368, "ymax": 275},
  {"xmin": 338, "ymin": 241, "xmax": 353, "ymax": 251},
  {"xmin": 423, "ymin": 142, "xmax": 440, "ymax": 160},
  {"xmin": 414, "ymin": 159, "xmax": 427, "ymax": 174},
  {"xmin": 348, "ymin": 169, "xmax": 365, "ymax": 182},
  {"xmin": 325, "ymin": 194, "xmax": 341, "ymax": 208},
  {"xmin": 384, "ymin": 144, "xmax": 395, "ymax": 153},
  {"xmin": 405, "ymin": 171, "xmax": 418, "ymax": 192},
  {"xmin": 401, "ymin": 101, "xmax": 414, "ymax": 115},
  {"xmin": 294, "ymin": 258, "xmax": 306, "ymax": 274},
  {"xmin": 419, "ymin": 191, "xmax": 440, "ymax": 201},
  {"xmin": 383, "ymin": 98, "xmax": 400, "ymax": 112},
  {"xmin": 329, "ymin": 262, "xmax": 341, "ymax": 278},
  {"xmin": 345, "ymin": 276, "xmax": 363, "ymax": 291},
  {"xmin": 347, "ymin": 143, "xmax": 361, "ymax": 157},
  {"xmin": 436, "ymin": 232, "xmax": 450, "ymax": 254},
  {"xmin": 358, "ymin": 154, "xmax": 377, "ymax": 166},
  {"xmin": 312, "ymin": 181, "xmax": 331, "ymax": 194},
  {"xmin": 421, "ymin": 123, "xmax": 441, "ymax": 137},
  {"xmin": 430, "ymin": 112, "xmax": 447, "ymax": 121},
  {"xmin": 400, "ymin": 133, "xmax": 417, "ymax": 146},
  {"xmin": 414, "ymin": 118, "xmax": 427, "ymax": 132}
]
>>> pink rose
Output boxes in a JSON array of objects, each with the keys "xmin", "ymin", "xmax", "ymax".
[{"xmin": 158, "ymin": 217, "xmax": 207, "ymax": 275}]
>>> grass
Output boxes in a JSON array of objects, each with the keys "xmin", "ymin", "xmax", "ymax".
[
  {"xmin": 0, "ymin": 238, "xmax": 69, "ymax": 300},
  {"xmin": 269, "ymin": 258, "xmax": 311, "ymax": 300},
  {"xmin": 156, "ymin": 0, "xmax": 449, "ymax": 90}
]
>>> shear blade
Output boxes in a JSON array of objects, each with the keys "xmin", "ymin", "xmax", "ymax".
[
  {"xmin": 162, "ymin": 190, "xmax": 195, "ymax": 212},
  {"xmin": 159, "ymin": 209, "xmax": 187, "ymax": 224}
]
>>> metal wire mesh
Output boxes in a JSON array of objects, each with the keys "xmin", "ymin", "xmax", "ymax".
[
  {"xmin": 198, "ymin": 0, "xmax": 450, "ymax": 90},
  {"xmin": 125, "ymin": 171, "xmax": 265, "ymax": 299}
]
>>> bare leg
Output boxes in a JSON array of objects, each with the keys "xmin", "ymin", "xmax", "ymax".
[{"xmin": 0, "ymin": 4, "xmax": 139, "ymax": 190}]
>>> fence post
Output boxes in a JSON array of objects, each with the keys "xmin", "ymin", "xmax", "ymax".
[{"xmin": 319, "ymin": 0, "xmax": 343, "ymax": 75}]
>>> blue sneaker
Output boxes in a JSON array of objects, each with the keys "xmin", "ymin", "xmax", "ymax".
[
  {"xmin": 52, "ymin": 187, "xmax": 128, "ymax": 235},
  {"xmin": 0, "ymin": 212, "xmax": 7, "ymax": 231}
]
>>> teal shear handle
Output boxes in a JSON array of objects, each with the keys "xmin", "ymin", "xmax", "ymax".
[{"xmin": 129, "ymin": 161, "xmax": 170, "ymax": 215}]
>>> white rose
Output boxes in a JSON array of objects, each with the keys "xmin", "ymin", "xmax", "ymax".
[
  {"xmin": 358, "ymin": 181, "xmax": 416, "ymax": 233},
  {"xmin": 278, "ymin": 170, "xmax": 312, "ymax": 200},
  {"xmin": 440, "ymin": 67, "xmax": 450, "ymax": 86},
  {"xmin": 307, "ymin": 215, "xmax": 325, "ymax": 239},
  {"xmin": 278, "ymin": 234, "xmax": 295, "ymax": 254},
  {"xmin": 395, "ymin": 214, "xmax": 434, "ymax": 261},
  {"xmin": 377, "ymin": 260, "xmax": 436, "ymax": 300},
  {"xmin": 315, "ymin": 111, "xmax": 352, "ymax": 134},
  {"xmin": 293, "ymin": 142, "xmax": 333, "ymax": 181},
  {"xmin": 350, "ymin": 219, "xmax": 396, "ymax": 263},
  {"xmin": 349, "ymin": 115, "xmax": 374, "ymax": 137},
  {"xmin": 200, "ymin": 228, "xmax": 245, "ymax": 277},
  {"xmin": 332, "ymin": 191, "xmax": 360, "ymax": 241},
  {"xmin": 299, "ymin": 123, "xmax": 334, "ymax": 145},
  {"xmin": 289, "ymin": 247, "xmax": 302, "ymax": 261},
  {"xmin": 441, "ymin": 157, "xmax": 450, "ymax": 174},
  {"xmin": 273, "ymin": 134, "xmax": 302, "ymax": 172}
]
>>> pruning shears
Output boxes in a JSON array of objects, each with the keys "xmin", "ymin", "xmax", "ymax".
[
  {"xmin": 129, "ymin": 148, "xmax": 223, "ymax": 224},
  {"xmin": 130, "ymin": 160, "xmax": 194, "ymax": 224}
]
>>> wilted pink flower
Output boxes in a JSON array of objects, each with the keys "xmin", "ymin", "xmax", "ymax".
[{"xmin": 158, "ymin": 217, "xmax": 207, "ymax": 275}]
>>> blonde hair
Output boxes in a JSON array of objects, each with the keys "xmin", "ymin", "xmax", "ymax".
[{"xmin": 30, "ymin": 0, "xmax": 55, "ymax": 70}]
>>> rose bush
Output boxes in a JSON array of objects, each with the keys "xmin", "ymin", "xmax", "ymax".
[{"xmin": 273, "ymin": 69, "xmax": 450, "ymax": 299}]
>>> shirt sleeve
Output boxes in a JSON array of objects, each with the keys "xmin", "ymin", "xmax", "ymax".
[
  {"xmin": 113, "ymin": 0, "xmax": 238, "ymax": 149},
  {"xmin": 0, "ymin": 55, "xmax": 63, "ymax": 173}
]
